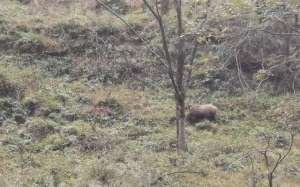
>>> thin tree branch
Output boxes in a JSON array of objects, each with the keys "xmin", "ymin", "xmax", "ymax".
[
  {"xmin": 269, "ymin": 133, "xmax": 294, "ymax": 175},
  {"xmin": 250, "ymin": 29, "xmax": 300, "ymax": 36},
  {"xmin": 174, "ymin": 0, "xmax": 185, "ymax": 98},
  {"xmin": 155, "ymin": 0, "xmax": 161, "ymax": 18},
  {"xmin": 95, "ymin": 0, "xmax": 169, "ymax": 70},
  {"xmin": 143, "ymin": 0, "xmax": 180, "ymax": 96},
  {"xmin": 272, "ymin": 15, "xmax": 300, "ymax": 34},
  {"xmin": 186, "ymin": 39, "xmax": 198, "ymax": 87}
]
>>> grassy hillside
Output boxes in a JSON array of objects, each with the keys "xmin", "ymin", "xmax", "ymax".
[{"xmin": 0, "ymin": 1, "xmax": 299, "ymax": 186}]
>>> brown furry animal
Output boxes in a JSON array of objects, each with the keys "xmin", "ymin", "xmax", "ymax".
[{"xmin": 186, "ymin": 104, "xmax": 218, "ymax": 124}]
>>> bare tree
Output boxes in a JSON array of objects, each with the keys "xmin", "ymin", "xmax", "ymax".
[
  {"xmin": 142, "ymin": 0, "xmax": 187, "ymax": 152},
  {"xmin": 260, "ymin": 132, "xmax": 295, "ymax": 187},
  {"xmin": 96, "ymin": 0, "xmax": 194, "ymax": 152}
]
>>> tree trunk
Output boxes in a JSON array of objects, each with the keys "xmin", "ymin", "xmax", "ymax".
[
  {"xmin": 176, "ymin": 96, "xmax": 187, "ymax": 152},
  {"xmin": 160, "ymin": 0, "xmax": 170, "ymax": 15},
  {"xmin": 284, "ymin": 17, "xmax": 291, "ymax": 56},
  {"xmin": 174, "ymin": 0, "xmax": 187, "ymax": 152},
  {"xmin": 268, "ymin": 173, "xmax": 273, "ymax": 187},
  {"xmin": 142, "ymin": 0, "xmax": 188, "ymax": 152}
]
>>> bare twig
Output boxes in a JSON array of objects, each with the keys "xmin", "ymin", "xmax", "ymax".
[
  {"xmin": 95, "ymin": 0, "xmax": 169, "ymax": 70},
  {"xmin": 292, "ymin": 70, "xmax": 300, "ymax": 95},
  {"xmin": 235, "ymin": 49, "xmax": 250, "ymax": 90},
  {"xmin": 269, "ymin": 133, "xmax": 294, "ymax": 178},
  {"xmin": 256, "ymin": 77, "xmax": 269, "ymax": 92},
  {"xmin": 186, "ymin": 39, "xmax": 198, "ymax": 87},
  {"xmin": 143, "ymin": 0, "xmax": 180, "ymax": 96},
  {"xmin": 249, "ymin": 29, "xmax": 300, "ymax": 36},
  {"xmin": 260, "ymin": 132, "xmax": 294, "ymax": 187},
  {"xmin": 272, "ymin": 15, "xmax": 300, "ymax": 34}
]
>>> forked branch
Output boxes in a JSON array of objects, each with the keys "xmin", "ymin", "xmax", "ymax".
[{"xmin": 143, "ymin": 0, "xmax": 180, "ymax": 96}]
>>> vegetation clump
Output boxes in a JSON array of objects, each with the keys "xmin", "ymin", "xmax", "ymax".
[
  {"xmin": 26, "ymin": 118, "xmax": 56, "ymax": 141},
  {"xmin": 0, "ymin": 1, "xmax": 299, "ymax": 186},
  {"xmin": 0, "ymin": 74, "xmax": 24, "ymax": 99}
]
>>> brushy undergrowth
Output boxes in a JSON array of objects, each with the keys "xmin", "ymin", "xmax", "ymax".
[{"xmin": 0, "ymin": 1, "xmax": 299, "ymax": 187}]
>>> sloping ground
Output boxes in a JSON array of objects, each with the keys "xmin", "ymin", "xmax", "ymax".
[
  {"xmin": 0, "ymin": 0, "xmax": 159, "ymax": 90},
  {"xmin": 0, "ymin": 1, "xmax": 299, "ymax": 187},
  {"xmin": 0, "ymin": 68, "xmax": 300, "ymax": 186}
]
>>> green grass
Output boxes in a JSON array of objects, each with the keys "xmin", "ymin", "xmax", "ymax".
[
  {"xmin": 0, "ymin": 80, "xmax": 299, "ymax": 186},
  {"xmin": 0, "ymin": 1, "xmax": 299, "ymax": 186},
  {"xmin": 0, "ymin": 47, "xmax": 299, "ymax": 187}
]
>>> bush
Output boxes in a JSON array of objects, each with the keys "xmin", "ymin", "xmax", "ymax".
[
  {"xmin": 0, "ymin": 97, "xmax": 26, "ymax": 123},
  {"xmin": 26, "ymin": 118, "xmax": 55, "ymax": 141},
  {"xmin": 0, "ymin": 74, "xmax": 24, "ymax": 99},
  {"xmin": 22, "ymin": 96, "xmax": 40, "ymax": 116},
  {"xmin": 85, "ymin": 98, "xmax": 125, "ymax": 126},
  {"xmin": 96, "ymin": 98, "xmax": 123, "ymax": 116},
  {"xmin": 77, "ymin": 133, "xmax": 113, "ymax": 152}
]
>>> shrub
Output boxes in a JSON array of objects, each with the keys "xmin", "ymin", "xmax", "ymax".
[
  {"xmin": 0, "ymin": 74, "xmax": 24, "ymax": 99},
  {"xmin": 96, "ymin": 98, "xmax": 123, "ymax": 116},
  {"xmin": 26, "ymin": 118, "xmax": 55, "ymax": 141},
  {"xmin": 22, "ymin": 96, "xmax": 40, "ymax": 116}
]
